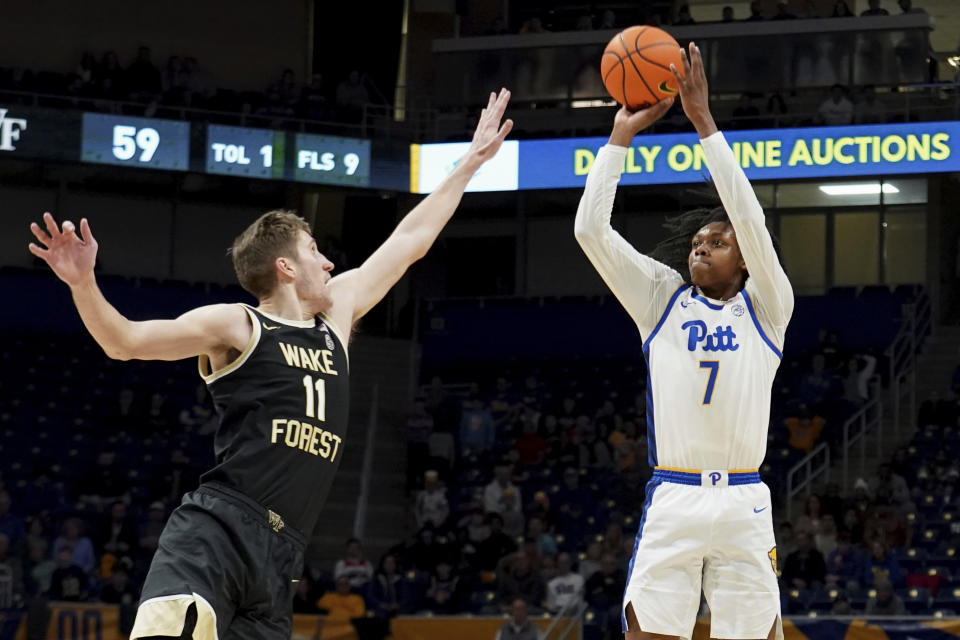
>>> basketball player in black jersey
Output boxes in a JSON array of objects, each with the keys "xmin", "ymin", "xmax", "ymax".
[{"xmin": 28, "ymin": 89, "xmax": 513, "ymax": 640}]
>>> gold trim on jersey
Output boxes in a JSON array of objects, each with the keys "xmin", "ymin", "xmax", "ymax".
[
  {"xmin": 254, "ymin": 306, "xmax": 316, "ymax": 328},
  {"xmin": 130, "ymin": 592, "xmax": 219, "ymax": 640},
  {"xmin": 198, "ymin": 305, "xmax": 262, "ymax": 384}
]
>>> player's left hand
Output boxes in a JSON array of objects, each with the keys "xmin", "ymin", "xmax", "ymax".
[
  {"xmin": 670, "ymin": 42, "xmax": 718, "ymax": 137},
  {"xmin": 463, "ymin": 88, "xmax": 514, "ymax": 168}
]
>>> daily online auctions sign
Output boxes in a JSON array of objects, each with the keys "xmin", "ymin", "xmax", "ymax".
[{"xmin": 410, "ymin": 121, "xmax": 960, "ymax": 193}]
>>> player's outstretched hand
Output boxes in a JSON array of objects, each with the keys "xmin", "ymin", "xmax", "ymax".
[
  {"xmin": 608, "ymin": 99, "xmax": 674, "ymax": 147},
  {"xmin": 463, "ymin": 88, "xmax": 514, "ymax": 168},
  {"xmin": 28, "ymin": 212, "xmax": 99, "ymax": 287},
  {"xmin": 670, "ymin": 42, "xmax": 718, "ymax": 138}
]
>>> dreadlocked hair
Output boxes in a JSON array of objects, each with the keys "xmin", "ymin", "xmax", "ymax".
[{"xmin": 648, "ymin": 206, "xmax": 785, "ymax": 284}]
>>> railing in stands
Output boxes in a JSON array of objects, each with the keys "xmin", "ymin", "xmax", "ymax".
[
  {"xmin": 0, "ymin": 88, "xmax": 439, "ymax": 141},
  {"xmin": 887, "ymin": 294, "xmax": 932, "ymax": 436},
  {"xmin": 840, "ymin": 378, "xmax": 884, "ymax": 491},
  {"xmin": 786, "ymin": 442, "xmax": 830, "ymax": 521},
  {"xmin": 542, "ymin": 598, "xmax": 586, "ymax": 640},
  {"xmin": 785, "ymin": 291, "xmax": 930, "ymax": 518}
]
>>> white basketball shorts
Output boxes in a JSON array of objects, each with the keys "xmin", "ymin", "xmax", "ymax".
[{"xmin": 622, "ymin": 468, "xmax": 783, "ymax": 640}]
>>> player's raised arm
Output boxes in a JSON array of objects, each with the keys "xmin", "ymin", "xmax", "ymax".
[
  {"xmin": 28, "ymin": 213, "xmax": 248, "ymax": 361},
  {"xmin": 574, "ymin": 100, "xmax": 683, "ymax": 338},
  {"xmin": 670, "ymin": 42, "xmax": 793, "ymax": 331},
  {"xmin": 328, "ymin": 89, "xmax": 514, "ymax": 325}
]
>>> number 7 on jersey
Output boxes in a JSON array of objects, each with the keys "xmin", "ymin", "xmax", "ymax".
[{"xmin": 699, "ymin": 361, "xmax": 719, "ymax": 405}]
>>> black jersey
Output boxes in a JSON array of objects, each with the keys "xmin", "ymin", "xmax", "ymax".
[{"xmin": 198, "ymin": 304, "xmax": 350, "ymax": 535}]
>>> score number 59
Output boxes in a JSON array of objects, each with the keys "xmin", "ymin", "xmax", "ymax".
[{"xmin": 113, "ymin": 125, "xmax": 160, "ymax": 162}]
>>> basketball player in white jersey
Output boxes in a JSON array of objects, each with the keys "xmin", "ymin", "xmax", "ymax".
[{"xmin": 574, "ymin": 44, "xmax": 791, "ymax": 640}]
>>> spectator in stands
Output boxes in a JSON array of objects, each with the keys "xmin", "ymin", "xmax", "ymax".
[
  {"xmin": 99, "ymin": 566, "xmax": 136, "ymax": 605},
  {"xmin": 334, "ymin": 538, "xmax": 374, "ymax": 589},
  {"xmin": 825, "ymin": 532, "xmax": 866, "ymax": 591},
  {"xmin": 831, "ymin": 1, "xmax": 854, "ymax": 17},
  {"xmin": 502, "ymin": 488, "xmax": 525, "ymax": 539},
  {"xmin": 484, "ymin": 464, "xmax": 522, "ymax": 514},
  {"xmin": 598, "ymin": 10, "xmax": 617, "ymax": 29},
  {"xmin": 777, "ymin": 522, "xmax": 798, "ymax": 559},
  {"xmin": 771, "ymin": 1, "xmax": 799, "ymax": 19},
  {"xmin": 368, "ymin": 554, "xmax": 408, "ymax": 617},
  {"xmin": 544, "ymin": 553, "xmax": 584, "ymax": 613},
  {"xmin": 798, "ymin": 354, "xmax": 841, "ymax": 409},
  {"xmin": 0, "ymin": 490, "xmax": 25, "ymax": 547},
  {"xmin": 317, "ymin": 575, "xmax": 366, "ymax": 620},
  {"xmin": 579, "ymin": 422, "xmax": 613, "ymax": 469},
  {"xmin": 861, "ymin": 0, "xmax": 890, "ymax": 15},
  {"xmin": 97, "ymin": 51, "xmax": 125, "ymax": 99},
  {"xmin": 74, "ymin": 52, "xmax": 97, "ymax": 96},
  {"xmin": 425, "ymin": 561, "xmax": 461, "ymax": 613},
  {"xmin": 782, "ymin": 531, "xmax": 826, "ymax": 589},
  {"xmin": 428, "ymin": 425, "xmax": 456, "ymax": 480},
  {"xmin": 526, "ymin": 517, "xmax": 558, "ymax": 557},
  {"xmin": 574, "ymin": 13, "xmax": 593, "ymax": 30},
  {"xmin": 145, "ymin": 392, "xmax": 175, "ymax": 432},
  {"xmin": 495, "ymin": 599, "xmax": 539, "ymax": 640},
  {"xmin": 818, "ymin": 84, "xmax": 854, "ymax": 125},
  {"xmin": 335, "ymin": 70, "xmax": 370, "ymax": 123},
  {"xmin": 496, "ymin": 553, "xmax": 544, "ymax": 610},
  {"xmin": 869, "ymin": 463, "xmax": 910, "ymax": 507},
  {"xmin": 78, "ymin": 449, "xmax": 126, "ymax": 510},
  {"xmin": 516, "ymin": 419, "xmax": 548, "ymax": 467},
  {"xmin": 865, "ymin": 578, "xmax": 906, "ymax": 614},
  {"xmin": 579, "ymin": 542, "xmax": 603, "ymax": 581},
  {"xmin": 97, "ymin": 501, "xmax": 137, "ymax": 561},
  {"xmin": 49, "ymin": 547, "xmax": 88, "ymax": 601},
  {"xmin": 897, "ymin": 0, "xmax": 924, "ymax": 14},
  {"xmin": 815, "ymin": 514, "xmax": 838, "ymax": 556},
  {"xmin": 292, "ymin": 576, "xmax": 320, "ymax": 613},
  {"xmin": 178, "ymin": 383, "xmax": 213, "ymax": 431},
  {"xmin": 519, "ymin": 17, "xmax": 548, "ymax": 33},
  {"xmin": 300, "ymin": 73, "xmax": 330, "ymax": 121},
  {"xmin": 0, "ymin": 533, "xmax": 24, "ymax": 604},
  {"xmin": 461, "ymin": 404, "xmax": 496, "ymax": 456},
  {"xmin": 126, "ymin": 46, "xmax": 162, "ymax": 101},
  {"xmin": 414, "ymin": 471, "xmax": 449, "ymax": 530},
  {"xmin": 796, "ymin": 495, "xmax": 825, "ymax": 535},
  {"xmin": 745, "ymin": 0, "xmax": 765, "ymax": 20},
  {"xmin": 785, "ymin": 404, "xmax": 824, "ymax": 454},
  {"xmin": 137, "ymin": 501, "xmax": 166, "ymax": 555},
  {"xmin": 830, "ymin": 592, "xmax": 852, "ymax": 614},
  {"xmin": 585, "ymin": 553, "xmax": 626, "ymax": 624},
  {"xmin": 674, "ymin": 4, "xmax": 696, "ymax": 25},
  {"xmin": 863, "ymin": 540, "xmax": 902, "ymax": 587},
  {"xmin": 842, "ymin": 354, "xmax": 877, "ymax": 407},
  {"xmin": 162, "ymin": 56, "xmax": 183, "ymax": 96},
  {"xmin": 476, "ymin": 514, "xmax": 518, "ymax": 571},
  {"xmin": 721, "ymin": 6, "xmax": 735, "ymax": 21},
  {"xmin": 764, "ymin": 92, "xmax": 790, "ymax": 127},
  {"xmin": 24, "ymin": 537, "xmax": 55, "ymax": 597},
  {"xmin": 53, "ymin": 518, "xmax": 95, "ymax": 575},
  {"xmin": 731, "ymin": 93, "xmax": 760, "ymax": 129},
  {"xmin": 556, "ymin": 468, "xmax": 591, "ymax": 515}
]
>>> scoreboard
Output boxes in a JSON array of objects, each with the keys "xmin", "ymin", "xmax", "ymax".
[
  {"xmin": 0, "ymin": 104, "xmax": 383, "ymax": 189},
  {"xmin": 81, "ymin": 114, "xmax": 190, "ymax": 170}
]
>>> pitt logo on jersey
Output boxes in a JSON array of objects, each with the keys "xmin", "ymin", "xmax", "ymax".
[{"xmin": 681, "ymin": 320, "xmax": 740, "ymax": 352}]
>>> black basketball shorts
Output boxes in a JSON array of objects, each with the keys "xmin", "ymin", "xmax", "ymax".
[{"xmin": 130, "ymin": 482, "xmax": 306, "ymax": 640}]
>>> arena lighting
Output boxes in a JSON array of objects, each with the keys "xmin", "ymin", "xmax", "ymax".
[
  {"xmin": 818, "ymin": 183, "xmax": 900, "ymax": 196},
  {"xmin": 948, "ymin": 55, "xmax": 960, "ymax": 69}
]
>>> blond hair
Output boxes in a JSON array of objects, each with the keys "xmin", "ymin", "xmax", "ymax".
[{"xmin": 230, "ymin": 210, "xmax": 311, "ymax": 298}]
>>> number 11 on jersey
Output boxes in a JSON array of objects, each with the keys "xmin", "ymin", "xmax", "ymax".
[
  {"xmin": 699, "ymin": 361, "xmax": 719, "ymax": 405},
  {"xmin": 303, "ymin": 374, "xmax": 326, "ymax": 420}
]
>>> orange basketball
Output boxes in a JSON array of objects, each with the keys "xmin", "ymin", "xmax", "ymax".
[{"xmin": 601, "ymin": 26, "xmax": 684, "ymax": 110}]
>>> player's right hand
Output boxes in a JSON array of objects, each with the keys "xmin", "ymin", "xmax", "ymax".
[
  {"xmin": 608, "ymin": 99, "xmax": 674, "ymax": 147},
  {"xmin": 28, "ymin": 212, "xmax": 99, "ymax": 287}
]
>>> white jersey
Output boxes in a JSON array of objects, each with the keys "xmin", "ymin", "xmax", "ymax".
[{"xmin": 574, "ymin": 133, "xmax": 793, "ymax": 471}]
